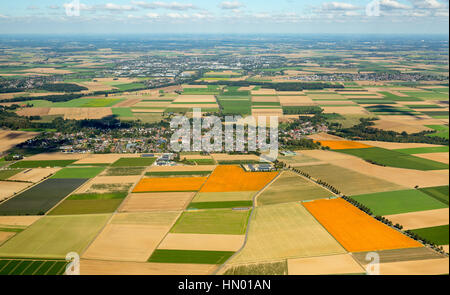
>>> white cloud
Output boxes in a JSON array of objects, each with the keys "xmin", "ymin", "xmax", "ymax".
[
  {"xmin": 105, "ymin": 3, "xmax": 136, "ymax": 11},
  {"xmin": 321, "ymin": 2, "xmax": 360, "ymax": 10},
  {"xmin": 380, "ymin": 0, "xmax": 412, "ymax": 10},
  {"xmin": 132, "ymin": 1, "xmax": 197, "ymax": 11},
  {"xmin": 410, "ymin": 0, "xmax": 447, "ymax": 9},
  {"xmin": 220, "ymin": 1, "xmax": 244, "ymax": 10}
]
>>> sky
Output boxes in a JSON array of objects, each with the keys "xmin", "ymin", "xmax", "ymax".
[{"xmin": 0, "ymin": 0, "xmax": 448, "ymax": 35}]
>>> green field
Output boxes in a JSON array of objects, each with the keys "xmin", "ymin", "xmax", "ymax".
[
  {"xmin": 145, "ymin": 171, "xmax": 211, "ymax": 177},
  {"xmin": 0, "ymin": 214, "xmax": 111, "ymax": 259},
  {"xmin": 351, "ymin": 189, "xmax": 448, "ymax": 216},
  {"xmin": 50, "ymin": 167, "xmax": 104, "ymax": 179},
  {"xmin": 257, "ymin": 171, "xmax": 331, "ymax": 206},
  {"xmin": 336, "ymin": 147, "xmax": 449, "ymax": 171},
  {"xmin": 419, "ymin": 186, "xmax": 449, "ymax": 206},
  {"xmin": 218, "ymin": 99, "xmax": 252, "ymax": 115},
  {"xmin": 187, "ymin": 201, "xmax": 253, "ymax": 210},
  {"xmin": 148, "ymin": 249, "xmax": 234, "ymax": 264},
  {"xmin": 394, "ymin": 146, "xmax": 449, "ymax": 155},
  {"xmin": 399, "ymin": 91, "xmax": 448, "ymax": 100},
  {"xmin": 48, "ymin": 192, "xmax": 127, "ymax": 215},
  {"xmin": 111, "ymin": 157, "xmax": 156, "ymax": 167},
  {"xmin": 411, "ymin": 225, "xmax": 449, "ymax": 245},
  {"xmin": 183, "ymin": 158, "xmax": 216, "ymax": 165},
  {"xmin": 0, "ymin": 169, "xmax": 23, "ymax": 180},
  {"xmin": 426, "ymin": 125, "xmax": 449, "ymax": 139},
  {"xmin": 0, "ymin": 259, "xmax": 67, "ymax": 275},
  {"xmin": 10, "ymin": 160, "xmax": 77, "ymax": 168},
  {"xmin": 81, "ymin": 98, "xmax": 122, "ymax": 107},
  {"xmin": 170, "ymin": 209, "xmax": 251, "ymax": 235},
  {"xmin": 103, "ymin": 167, "xmax": 145, "ymax": 176}
]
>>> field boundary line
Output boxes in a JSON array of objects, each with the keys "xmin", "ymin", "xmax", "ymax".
[
  {"xmin": 212, "ymin": 170, "xmax": 281, "ymax": 275},
  {"xmin": 78, "ymin": 165, "xmax": 147, "ymax": 259}
]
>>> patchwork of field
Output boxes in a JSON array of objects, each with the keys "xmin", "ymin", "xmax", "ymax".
[
  {"xmin": 119, "ymin": 192, "xmax": 195, "ymax": 212},
  {"xmin": 257, "ymin": 171, "xmax": 331, "ymax": 206},
  {"xmin": 133, "ymin": 176, "xmax": 207, "ymax": 193},
  {"xmin": 229, "ymin": 202, "xmax": 346, "ymax": 264},
  {"xmin": 303, "ymin": 198, "xmax": 422, "ymax": 252},
  {"xmin": 82, "ymin": 212, "xmax": 180, "ymax": 262}
]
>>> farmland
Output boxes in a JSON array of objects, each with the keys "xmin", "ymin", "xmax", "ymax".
[
  {"xmin": 257, "ymin": 171, "xmax": 331, "ymax": 205},
  {"xmin": 0, "ymin": 34, "xmax": 448, "ymax": 276}
]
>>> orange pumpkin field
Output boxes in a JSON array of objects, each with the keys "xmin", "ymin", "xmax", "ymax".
[
  {"xmin": 303, "ymin": 198, "xmax": 422, "ymax": 252},
  {"xmin": 200, "ymin": 165, "xmax": 278, "ymax": 193},
  {"xmin": 316, "ymin": 140, "xmax": 372, "ymax": 150},
  {"xmin": 133, "ymin": 177, "xmax": 208, "ymax": 193}
]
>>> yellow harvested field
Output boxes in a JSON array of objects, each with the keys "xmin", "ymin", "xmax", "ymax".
[
  {"xmin": 119, "ymin": 192, "xmax": 195, "ymax": 212},
  {"xmin": 48, "ymin": 108, "xmax": 113, "ymax": 120},
  {"xmin": 443, "ymin": 245, "xmax": 449, "ymax": 253},
  {"xmin": 0, "ymin": 232, "xmax": 15, "ymax": 245},
  {"xmin": 251, "ymin": 89, "xmax": 277, "ymax": 95},
  {"xmin": 82, "ymin": 212, "xmax": 180, "ymax": 262},
  {"xmin": 211, "ymin": 154, "xmax": 260, "ymax": 161},
  {"xmin": 132, "ymin": 109, "xmax": 164, "ymax": 113},
  {"xmin": 171, "ymin": 104, "xmax": 219, "ymax": 108},
  {"xmin": 95, "ymin": 77, "xmax": 138, "ymax": 84},
  {"xmin": 384, "ymin": 208, "xmax": 449, "ymax": 230},
  {"xmin": 318, "ymin": 100, "xmax": 357, "ymax": 105},
  {"xmin": 357, "ymin": 141, "xmax": 444, "ymax": 150},
  {"xmin": 0, "ymin": 130, "xmax": 39, "ymax": 153},
  {"xmin": 113, "ymin": 98, "xmax": 142, "ymax": 107},
  {"xmin": 372, "ymin": 119, "xmax": 432, "ymax": 133},
  {"xmin": 276, "ymin": 91, "xmax": 304, "ymax": 95},
  {"xmin": 76, "ymin": 81, "xmax": 114, "ymax": 92},
  {"xmin": 183, "ymin": 84, "xmax": 207, "ymax": 88},
  {"xmin": 25, "ymin": 152, "xmax": 88, "ymax": 160},
  {"xmin": 378, "ymin": 258, "xmax": 449, "ymax": 275},
  {"xmin": 252, "ymin": 96, "xmax": 280, "ymax": 103},
  {"xmin": 316, "ymin": 140, "xmax": 372, "ymax": 150},
  {"xmin": 20, "ymin": 68, "xmax": 73, "ymax": 74},
  {"xmin": 147, "ymin": 165, "xmax": 217, "ymax": 172},
  {"xmin": 229, "ymin": 203, "xmax": 345, "ymax": 264},
  {"xmin": 80, "ymin": 259, "xmax": 217, "ymax": 275},
  {"xmin": 8, "ymin": 168, "xmax": 60, "ymax": 182},
  {"xmin": 322, "ymin": 106, "xmax": 369, "ymax": 115},
  {"xmin": 173, "ymin": 95, "xmax": 216, "ymax": 103},
  {"xmin": 307, "ymin": 132, "xmax": 346, "ymax": 141},
  {"xmin": 252, "ymin": 108, "xmax": 283, "ymax": 116},
  {"xmin": 415, "ymin": 153, "xmax": 449, "ymax": 164},
  {"xmin": 278, "ymin": 96, "xmax": 315, "ymax": 106},
  {"xmin": 181, "ymin": 155, "xmax": 213, "ymax": 160},
  {"xmin": 0, "ymin": 181, "xmax": 32, "ymax": 202},
  {"xmin": 74, "ymin": 154, "xmax": 125, "ymax": 164},
  {"xmin": 288, "ymin": 254, "xmax": 365, "ymax": 275},
  {"xmin": 158, "ymin": 233, "xmax": 245, "ymax": 252},
  {"xmin": 0, "ymin": 216, "xmax": 41, "ymax": 227},
  {"xmin": 16, "ymin": 108, "xmax": 50, "ymax": 117}
]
